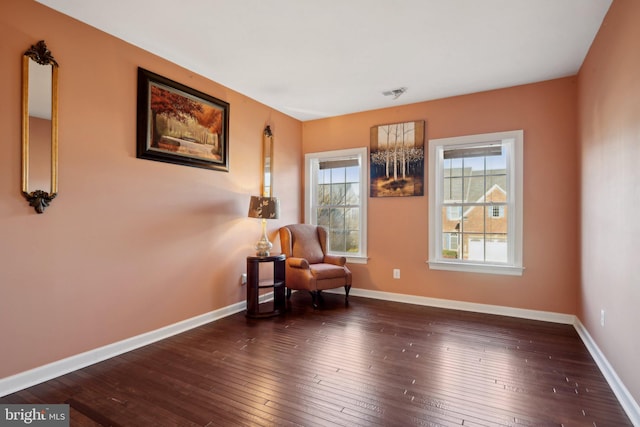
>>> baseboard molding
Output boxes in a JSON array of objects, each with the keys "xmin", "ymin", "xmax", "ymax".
[
  {"xmin": 573, "ymin": 318, "xmax": 640, "ymax": 425},
  {"xmin": 0, "ymin": 300, "xmax": 247, "ymax": 397},
  {"xmin": 3, "ymin": 288, "xmax": 638, "ymax": 425},
  {"xmin": 332, "ymin": 287, "xmax": 576, "ymax": 324}
]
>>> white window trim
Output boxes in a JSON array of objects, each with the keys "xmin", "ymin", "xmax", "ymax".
[
  {"xmin": 305, "ymin": 147, "xmax": 368, "ymax": 264},
  {"xmin": 427, "ymin": 130, "xmax": 524, "ymax": 276}
]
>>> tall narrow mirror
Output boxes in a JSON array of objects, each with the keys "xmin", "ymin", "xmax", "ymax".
[
  {"xmin": 22, "ymin": 40, "xmax": 59, "ymax": 214},
  {"xmin": 262, "ymin": 125, "xmax": 274, "ymax": 197}
]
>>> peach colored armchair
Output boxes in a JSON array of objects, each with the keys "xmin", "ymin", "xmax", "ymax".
[{"xmin": 279, "ymin": 224, "xmax": 352, "ymax": 308}]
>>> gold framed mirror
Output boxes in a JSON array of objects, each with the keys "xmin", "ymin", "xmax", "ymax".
[
  {"xmin": 21, "ymin": 40, "xmax": 59, "ymax": 214},
  {"xmin": 262, "ymin": 125, "xmax": 274, "ymax": 197}
]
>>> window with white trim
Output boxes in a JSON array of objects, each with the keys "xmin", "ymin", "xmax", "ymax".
[
  {"xmin": 428, "ymin": 130, "xmax": 523, "ymax": 275},
  {"xmin": 305, "ymin": 148, "xmax": 368, "ymax": 263},
  {"xmin": 488, "ymin": 205, "xmax": 504, "ymax": 218}
]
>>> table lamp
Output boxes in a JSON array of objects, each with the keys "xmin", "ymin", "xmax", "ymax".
[{"xmin": 248, "ymin": 195, "xmax": 280, "ymax": 256}]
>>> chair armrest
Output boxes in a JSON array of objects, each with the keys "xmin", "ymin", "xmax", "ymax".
[
  {"xmin": 324, "ymin": 254, "xmax": 347, "ymax": 266},
  {"xmin": 287, "ymin": 257, "xmax": 310, "ymax": 269}
]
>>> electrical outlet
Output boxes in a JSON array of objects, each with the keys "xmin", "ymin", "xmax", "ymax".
[
  {"xmin": 241, "ymin": 273, "xmax": 247, "ymax": 285},
  {"xmin": 393, "ymin": 269, "xmax": 400, "ymax": 279},
  {"xmin": 600, "ymin": 309, "xmax": 605, "ymax": 327}
]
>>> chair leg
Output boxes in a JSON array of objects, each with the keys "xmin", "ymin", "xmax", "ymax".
[
  {"xmin": 286, "ymin": 288, "xmax": 292, "ymax": 299},
  {"xmin": 344, "ymin": 285, "xmax": 351, "ymax": 305},
  {"xmin": 309, "ymin": 291, "xmax": 319, "ymax": 309}
]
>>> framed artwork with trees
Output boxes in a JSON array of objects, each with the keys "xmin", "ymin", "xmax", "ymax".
[
  {"xmin": 370, "ymin": 120, "xmax": 425, "ymax": 197},
  {"xmin": 136, "ymin": 67, "xmax": 229, "ymax": 172}
]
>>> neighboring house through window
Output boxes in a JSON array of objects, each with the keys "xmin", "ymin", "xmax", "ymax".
[
  {"xmin": 428, "ymin": 130, "xmax": 523, "ymax": 275},
  {"xmin": 305, "ymin": 147, "xmax": 368, "ymax": 263},
  {"xmin": 488, "ymin": 205, "xmax": 505, "ymax": 218}
]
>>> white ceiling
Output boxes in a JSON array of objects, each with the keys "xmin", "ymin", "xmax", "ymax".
[{"xmin": 36, "ymin": 0, "xmax": 612, "ymax": 121}]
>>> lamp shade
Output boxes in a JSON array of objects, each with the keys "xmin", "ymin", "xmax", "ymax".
[{"xmin": 248, "ymin": 196, "xmax": 280, "ymax": 219}]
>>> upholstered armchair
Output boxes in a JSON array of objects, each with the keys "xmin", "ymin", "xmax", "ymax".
[{"xmin": 279, "ymin": 224, "xmax": 352, "ymax": 308}]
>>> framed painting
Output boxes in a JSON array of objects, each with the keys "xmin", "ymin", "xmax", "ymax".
[
  {"xmin": 136, "ymin": 67, "xmax": 229, "ymax": 172},
  {"xmin": 370, "ymin": 120, "xmax": 425, "ymax": 197}
]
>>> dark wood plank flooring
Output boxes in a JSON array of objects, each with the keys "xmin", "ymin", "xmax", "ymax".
[{"xmin": 1, "ymin": 293, "xmax": 632, "ymax": 426}]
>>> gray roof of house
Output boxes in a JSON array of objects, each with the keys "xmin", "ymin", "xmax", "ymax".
[{"xmin": 443, "ymin": 168, "xmax": 507, "ymax": 203}]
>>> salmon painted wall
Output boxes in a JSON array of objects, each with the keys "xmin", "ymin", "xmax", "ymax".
[
  {"xmin": 0, "ymin": 0, "xmax": 301, "ymax": 378},
  {"xmin": 303, "ymin": 78, "xmax": 580, "ymax": 314},
  {"xmin": 577, "ymin": 0, "xmax": 640, "ymax": 404}
]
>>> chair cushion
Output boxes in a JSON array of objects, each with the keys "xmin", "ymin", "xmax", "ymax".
[
  {"xmin": 288, "ymin": 224, "xmax": 324, "ymax": 264},
  {"xmin": 310, "ymin": 263, "xmax": 348, "ymax": 280}
]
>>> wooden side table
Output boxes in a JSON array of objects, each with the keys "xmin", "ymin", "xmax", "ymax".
[{"xmin": 246, "ymin": 254, "xmax": 286, "ymax": 318}]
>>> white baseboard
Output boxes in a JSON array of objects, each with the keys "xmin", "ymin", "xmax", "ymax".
[
  {"xmin": 0, "ymin": 300, "xmax": 247, "ymax": 397},
  {"xmin": 573, "ymin": 318, "xmax": 640, "ymax": 425},
  {"xmin": 2, "ymin": 288, "xmax": 638, "ymax": 425},
  {"xmin": 332, "ymin": 287, "xmax": 576, "ymax": 324}
]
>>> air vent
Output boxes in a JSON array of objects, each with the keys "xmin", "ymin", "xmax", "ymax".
[{"xmin": 382, "ymin": 87, "xmax": 407, "ymax": 99}]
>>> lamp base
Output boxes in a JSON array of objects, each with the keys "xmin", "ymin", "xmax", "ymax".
[
  {"xmin": 255, "ymin": 219, "xmax": 273, "ymax": 257},
  {"xmin": 255, "ymin": 239, "xmax": 273, "ymax": 257}
]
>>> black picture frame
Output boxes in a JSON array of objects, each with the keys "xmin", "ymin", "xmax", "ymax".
[{"xmin": 136, "ymin": 67, "xmax": 229, "ymax": 172}]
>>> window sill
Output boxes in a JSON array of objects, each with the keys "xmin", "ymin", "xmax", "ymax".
[
  {"xmin": 427, "ymin": 260, "xmax": 524, "ymax": 276},
  {"xmin": 345, "ymin": 255, "xmax": 369, "ymax": 265}
]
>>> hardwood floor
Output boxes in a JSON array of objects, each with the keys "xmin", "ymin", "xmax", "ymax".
[{"xmin": 1, "ymin": 293, "xmax": 632, "ymax": 426}]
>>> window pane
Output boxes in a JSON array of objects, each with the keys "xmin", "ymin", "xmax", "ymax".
[
  {"xmin": 331, "ymin": 167, "xmax": 346, "ymax": 183},
  {"xmin": 330, "ymin": 208, "xmax": 345, "ymax": 230},
  {"xmin": 442, "ymin": 232, "xmax": 459, "ymax": 258},
  {"xmin": 317, "ymin": 208, "xmax": 330, "ymax": 227},
  {"xmin": 465, "ymin": 176, "xmax": 485, "ymax": 203},
  {"xmin": 318, "ymin": 169, "xmax": 330, "ymax": 184},
  {"xmin": 485, "ymin": 174, "xmax": 507, "ymax": 202},
  {"xmin": 443, "ymin": 176, "xmax": 463, "ymax": 202},
  {"xmin": 346, "ymin": 231, "xmax": 359, "ymax": 253},
  {"xmin": 442, "ymin": 208, "xmax": 461, "ymax": 240},
  {"xmin": 463, "ymin": 157, "xmax": 484, "ymax": 175},
  {"xmin": 485, "ymin": 234, "xmax": 508, "ymax": 262},
  {"xmin": 444, "ymin": 158, "xmax": 463, "ymax": 176},
  {"xmin": 345, "ymin": 207, "xmax": 359, "ymax": 230},
  {"xmin": 330, "ymin": 230, "xmax": 346, "ymax": 252},
  {"xmin": 464, "ymin": 233, "xmax": 485, "ymax": 261},
  {"xmin": 330, "ymin": 183, "xmax": 346, "ymax": 205},
  {"xmin": 486, "ymin": 206, "xmax": 507, "ymax": 234},
  {"xmin": 486, "ymin": 149, "xmax": 507, "ymax": 171},
  {"xmin": 346, "ymin": 183, "xmax": 360, "ymax": 205},
  {"xmin": 446, "ymin": 206, "xmax": 462, "ymax": 221},
  {"xmin": 449, "ymin": 233, "xmax": 459, "ymax": 250},
  {"xmin": 345, "ymin": 166, "xmax": 359, "ymax": 182},
  {"xmin": 317, "ymin": 183, "xmax": 329, "ymax": 205},
  {"xmin": 461, "ymin": 206, "xmax": 484, "ymax": 234},
  {"xmin": 443, "ymin": 158, "xmax": 464, "ymax": 202}
]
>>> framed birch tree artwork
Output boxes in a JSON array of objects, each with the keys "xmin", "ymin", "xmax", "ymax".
[{"xmin": 370, "ymin": 120, "xmax": 425, "ymax": 197}]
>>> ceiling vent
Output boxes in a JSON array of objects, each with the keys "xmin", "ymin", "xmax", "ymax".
[{"xmin": 382, "ymin": 87, "xmax": 407, "ymax": 100}]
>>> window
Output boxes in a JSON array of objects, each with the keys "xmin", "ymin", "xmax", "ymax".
[
  {"xmin": 428, "ymin": 130, "xmax": 523, "ymax": 275},
  {"xmin": 305, "ymin": 147, "xmax": 368, "ymax": 263},
  {"xmin": 446, "ymin": 206, "xmax": 462, "ymax": 220},
  {"xmin": 488, "ymin": 206, "xmax": 504, "ymax": 218}
]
